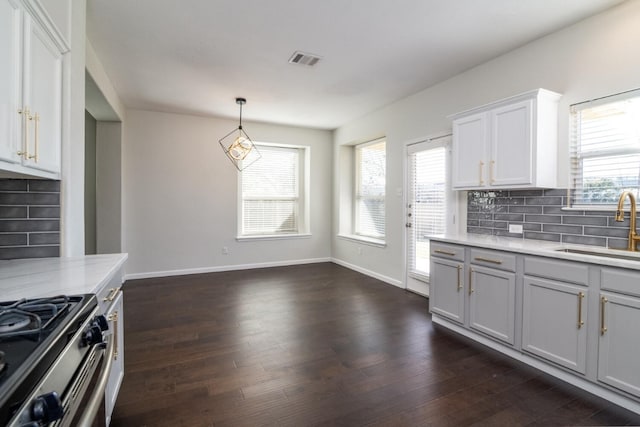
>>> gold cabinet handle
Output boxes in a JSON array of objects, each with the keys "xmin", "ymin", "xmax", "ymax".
[
  {"xmin": 434, "ymin": 249, "xmax": 456, "ymax": 256},
  {"xmin": 490, "ymin": 160, "xmax": 495, "ymax": 184},
  {"xmin": 457, "ymin": 265, "xmax": 462, "ymax": 291},
  {"xmin": 103, "ymin": 287, "xmax": 120, "ymax": 302},
  {"xmin": 108, "ymin": 311, "xmax": 119, "ymax": 360},
  {"xmin": 473, "ymin": 256, "xmax": 503, "ymax": 265},
  {"xmin": 600, "ymin": 296, "xmax": 608, "ymax": 335},
  {"xmin": 469, "ymin": 268, "xmax": 474, "ymax": 295},
  {"xmin": 17, "ymin": 108, "xmax": 30, "ymax": 158},
  {"xmin": 28, "ymin": 113, "xmax": 39, "ymax": 162},
  {"xmin": 479, "ymin": 161, "xmax": 485, "ymax": 185},
  {"xmin": 577, "ymin": 292, "xmax": 585, "ymax": 329}
]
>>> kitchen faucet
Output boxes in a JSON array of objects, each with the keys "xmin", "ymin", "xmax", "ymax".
[{"xmin": 615, "ymin": 191, "xmax": 640, "ymax": 251}]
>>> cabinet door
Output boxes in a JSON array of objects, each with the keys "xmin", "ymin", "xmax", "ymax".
[
  {"xmin": 430, "ymin": 258, "xmax": 465, "ymax": 324},
  {"xmin": 105, "ymin": 290, "xmax": 124, "ymax": 426},
  {"xmin": 22, "ymin": 11, "xmax": 62, "ymax": 173},
  {"xmin": 598, "ymin": 292, "xmax": 640, "ymax": 398},
  {"xmin": 452, "ymin": 112, "xmax": 488, "ymax": 189},
  {"xmin": 469, "ymin": 266, "xmax": 515, "ymax": 344},
  {"xmin": 490, "ymin": 99, "xmax": 533, "ymax": 187},
  {"xmin": 522, "ymin": 277, "xmax": 587, "ymax": 374},
  {"xmin": 0, "ymin": 0, "xmax": 22, "ymax": 164}
]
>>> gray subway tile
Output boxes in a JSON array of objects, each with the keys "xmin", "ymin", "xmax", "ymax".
[
  {"xmin": 29, "ymin": 233, "xmax": 60, "ymax": 245},
  {"xmin": 0, "ymin": 207, "xmax": 27, "ymax": 218},
  {"xmin": 543, "ymin": 189, "xmax": 568, "ymax": 196},
  {"xmin": 0, "ymin": 233, "xmax": 27, "ymax": 246},
  {"xmin": 562, "ymin": 216, "xmax": 608, "ymax": 226},
  {"xmin": 467, "ymin": 227, "xmax": 494, "ymax": 235},
  {"xmin": 495, "ymin": 213, "xmax": 524, "ymax": 222},
  {"xmin": 584, "ymin": 210, "xmax": 616, "ymax": 216},
  {"xmin": 509, "ymin": 190, "xmax": 544, "ymax": 197},
  {"xmin": 468, "ymin": 212, "xmax": 493, "ymax": 220},
  {"xmin": 495, "ymin": 197, "xmax": 524, "ymax": 206},
  {"xmin": 543, "ymin": 206, "xmax": 582, "ymax": 215},
  {"xmin": 29, "ymin": 207, "xmax": 60, "ymax": 219},
  {"xmin": 0, "ymin": 220, "xmax": 60, "ymax": 232},
  {"xmin": 0, "ymin": 193, "xmax": 60, "ymax": 205},
  {"xmin": 524, "ymin": 214, "xmax": 561, "ymax": 224},
  {"xmin": 493, "ymin": 221, "xmax": 508, "ymax": 229},
  {"xmin": 561, "ymin": 235, "xmax": 607, "ymax": 247},
  {"xmin": 495, "ymin": 230, "xmax": 523, "ymax": 238},
  {"xmin": 479, "ymin": 220, "xmax": 495, "ymax": 228},
  {"xmin": 607, "ymin": 216, "xmax": 629, "ymax": 228},
  {"xmin": 525, "ymin": 196, "xmax": 564, "ymax": 206},
  {"xmin": 28, "ymin": 180, "xmax": 61, "ymax": 192},
  {"xmin": 523, "ymin": 223, "xmax": 542, "ymax": 231},
  {"xmin": 583, "ymin": 226, "xmax": 629, "ymax": 238},
  {"xmin": 0, "ymin": 179, "xmax": 28, "ymax": 191},
  {"xmin": 542, "ymin": 224, "xmax": 583, "ymax": 234},
  {"xmin": 467, "ymin": 219, "xmax": 479, "ymax": 227},
  {"xmin": 0, "ymin": 245, "xmax": 59, "ymax": 260},
  {"xmin": 523, "ymin": 232, "xmax": 561, "ymax": 242},
  {"xmin": 607, "ymin": 238, "xmax": 629, "ymax": 250},
  {"xmin": 508, "ymin": 205, "xmax": 542, "ymax": 214}
]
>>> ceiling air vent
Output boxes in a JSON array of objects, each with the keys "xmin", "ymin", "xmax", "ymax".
[{"xmin": 288, "ymin": 51, "xmax": 322, "ymax": 67}]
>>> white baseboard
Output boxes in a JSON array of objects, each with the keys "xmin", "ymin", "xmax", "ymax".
[
  {"xmin": 331, "ymin": 257, "xmax": 403, "ymax": 289},
  {"xmin": 125, "ymin": 257, "xmax": 332, "ymax": 281}
]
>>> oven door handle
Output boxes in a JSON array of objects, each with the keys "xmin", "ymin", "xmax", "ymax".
[{"xmin": 76, "ymin": 335, "xmax": 115, "ymax": 427}]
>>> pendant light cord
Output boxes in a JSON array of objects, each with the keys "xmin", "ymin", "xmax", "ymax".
[{"xmin": 238, "ymin": 102, "xmax": 243, "ymax": 130}]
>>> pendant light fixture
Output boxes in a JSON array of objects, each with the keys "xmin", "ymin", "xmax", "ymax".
[{"xmin": 219, "ymin": 97, "xmax": 261, "ymax": 170}]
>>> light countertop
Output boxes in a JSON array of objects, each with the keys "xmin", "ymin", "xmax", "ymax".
[
  {"xmin": 0, "ymin": 254, "xmax": 128, "ymax": 301},
  {"xmin": 429, "ymin": 233, "xmax": 640, "ymax": 270}
]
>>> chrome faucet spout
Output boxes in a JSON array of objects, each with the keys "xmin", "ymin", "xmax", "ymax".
[{"xmin": 615, "ymin": 191, "xmax": 639, "ymax": 251}]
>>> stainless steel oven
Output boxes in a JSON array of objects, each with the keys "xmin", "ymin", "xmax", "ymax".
[{"xmin": 0, "ymin": 295, "xmax": 114, "ymax": 427}]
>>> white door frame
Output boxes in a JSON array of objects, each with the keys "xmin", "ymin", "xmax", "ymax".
[{"xmin": 403, "ymin": 132, "xmax": 460, "ymax": 297}]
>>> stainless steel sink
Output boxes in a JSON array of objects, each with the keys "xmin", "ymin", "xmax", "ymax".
[{"xmin": 554, "ymin": 247, "xmax": 640, "ymax": 261}]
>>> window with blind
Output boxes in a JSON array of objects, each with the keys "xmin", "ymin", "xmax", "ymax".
[
  {"xmin": 408, "ymin": 140, "xmax": 449, "ymax": 278},
  {"xmin": 570, "ymin": 89, "xmax": 640, "ymax": 207},
  {"xmin": 240, "ymin": 144, "xmax": 307, "ymax": 236},
  {"xmin": 354, "ymin": 139, "xmax": 386, "ymax": 239}
]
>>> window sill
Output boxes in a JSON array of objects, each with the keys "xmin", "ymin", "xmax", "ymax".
[
  {"xmin": 236, "ymin": 233, "xmax": 311, "ymax": 242},
  {"xmin": 337, "ymin": 234, "xmax": 386, "ymax": 248},
  {"xmin": 562, "ymin": 206, "xmax": 618, "ymax": 212}
]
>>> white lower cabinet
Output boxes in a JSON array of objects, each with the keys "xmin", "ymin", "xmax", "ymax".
[
  {"xmin": 430, "ymin": 257, "xmax": 465, "ymax": 324},
  {"xmin": 469, "ymin": 265, "xmax": 515, "ymax": 344},
  {"xmin": 522, "ymin": 277, "xmax": 588, "ymax": 374},
  {"xmin": 429, "ymin": 239, "xmax": 640, "ymax": 414},
  {"xmin": 105, "ymin": 290, "xmax": 124, "ymax": 426}
]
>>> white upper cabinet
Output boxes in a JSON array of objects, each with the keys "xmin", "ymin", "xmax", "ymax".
[
  {"xmin": 0, "ymin": 0, "xmax": 66, "ymax": 179},
  {"xmin": 450, "ymin": 89, "xmax": 561, "ymax": 190}
]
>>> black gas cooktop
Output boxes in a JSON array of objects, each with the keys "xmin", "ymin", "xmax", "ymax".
[{"xmin": 0, "ymin": 294, "xmax": 97, "ymax": 425}]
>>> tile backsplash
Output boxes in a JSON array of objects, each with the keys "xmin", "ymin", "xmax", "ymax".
[
  {"xmin": 0, "ymin": 179, "xmax": 60, "ymax": 260},
  {"xmin": 467, "ymin": 189, "xmax": 630, "ymax": 249}
]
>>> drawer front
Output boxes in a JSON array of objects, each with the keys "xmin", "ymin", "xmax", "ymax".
[
  {"xmin": 524, "ymin": 256, "xmax": 588, "ymax": 285},
  {"xmin": 97, "ymin": 273, "xmax": 123, "ymax": 313},
  {"xmin": 601, "ymin": 268, "xmax": 640, "ymax": 297},
  {"xmin": 470, "ymin": 248, "xmax": 516, "ymax": 272},
  {"xmin": 430, "ymin": 242, "xmax": 465, "ymax": 262}
]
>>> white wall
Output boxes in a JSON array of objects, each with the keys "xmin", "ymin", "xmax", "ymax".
[
  {"xmin": 122, "ymin": 110, "xmax": 332, "ymax": 277},
  {"xmin": 332, "ymin": 1, "xmax": 640, "ymax": 286},
  {"xmin": 60, "ymin": 0, "xmax": 85, "ymax": 256}
]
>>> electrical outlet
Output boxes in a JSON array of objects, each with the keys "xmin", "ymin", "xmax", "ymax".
[
  {"xmin": 508, "ymin": 224, "xmax": 523, "ymax": 234},
  {"xmin": 222, "ymin": 246, "xmax": 229, "ymax": 255}
]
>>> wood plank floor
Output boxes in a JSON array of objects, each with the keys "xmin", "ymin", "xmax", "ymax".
[{"xmin": 111, "ymin": 263, "xmax": 640, "ymax": 426}]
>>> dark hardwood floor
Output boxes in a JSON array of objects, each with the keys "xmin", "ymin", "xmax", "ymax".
[{"xmin": 111, "ymin": 263, "xmax": 640, "ymax": 426}]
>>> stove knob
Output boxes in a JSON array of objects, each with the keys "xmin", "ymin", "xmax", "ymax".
[
  {"xmin": 93, "ymin": 314, "xmax": 109, "ymax": 332},
  {"xmin": 82, "ymin": 325, "xmax": 104, "ymax": 346},
  {"xmin": 31, "ymin": 391, "xmax": 63, "ymax": 423}
]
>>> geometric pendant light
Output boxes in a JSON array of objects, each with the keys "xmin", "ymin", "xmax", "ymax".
[{"xmin": 218, "ymin": 97, "xmax": 261, "ymax": 171}]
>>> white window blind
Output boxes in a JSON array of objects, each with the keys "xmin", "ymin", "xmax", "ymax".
[
  {"xmin": 355, "ymin": 139, "xmax": 386, "ymax": 239},
  {"xmin": 241, "ymin": 145, "xmax": 300, "ymax": 235},
  {"xmin": 408, "ymin": 143, "xmax": 447, "ymax": 277},
  {"xmin": 570, "ymin": 89, "xmax": 640, "ymax": 206}
]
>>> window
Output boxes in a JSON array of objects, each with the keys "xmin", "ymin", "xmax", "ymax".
[
  {"xmin": 239, "ymin": 144, "xmax": 308, "ymax": 237},
  {"xmin": 354, "ymin": 139, "xmax": 386, "ymax": 239},
  {"xmin": 570, "ymin": 89, "xmax": 640, "ymax": 207}
]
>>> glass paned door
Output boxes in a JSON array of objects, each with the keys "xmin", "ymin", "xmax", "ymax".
[{"xmin": 406, "ymin": 135, "xmax": 453, "ymax": 296}]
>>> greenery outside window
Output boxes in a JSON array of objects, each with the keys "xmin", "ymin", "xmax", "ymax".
[{"xmin": 570, "ymin": 89, "xmax": 640, "ymax": 207}]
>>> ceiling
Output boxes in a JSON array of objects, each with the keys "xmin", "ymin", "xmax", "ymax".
[{"xmin": 86, "ymin": 0, "xmax": 625, "ymax": 130}]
